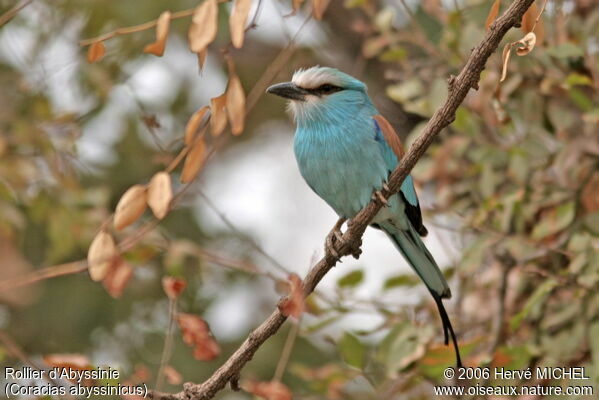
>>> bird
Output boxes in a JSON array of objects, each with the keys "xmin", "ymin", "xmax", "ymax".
[{"xmin": 266, "ymin": 66, "xmax": 462, "ymax": 367}]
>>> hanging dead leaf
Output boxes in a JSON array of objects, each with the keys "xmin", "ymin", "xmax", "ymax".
[
  {"xmin": 485, "ymin": 0, "xmax": 501, "ymax": 31},
  {"xmin": 242, "ymin": 380, "xmax": 292, "ymax": 400},
  {"xmin": 87, "ymin": 41, "xmax": 106, "ymax": 63},
  {"xmin": 188, "ymin": 0, "xmax": 218, "ymax": 54},
  {"xmin": 499, "ymin": 43, "xmax": 512, "ymax": 82},
  {"xmin": 515, "ymin": 32, "xmax": 536, "ymax": 56},
  {"xmin": 197, "ymin": 50, "xmax": 208, "ymax": 72},
  {"xmin": 162, "ymin": 276, "xmax": 187, "ymax": 299},
  {"xmin": 163, "ymin": 366, "xmax": 182, "ymax": 385},
  {"xmin": 521, "ymin": 2, "xmax": 545, "ymax": 45},
  {"xmin": 103, "ymin": 256, "xmax": 133, "ymax": 298},
  {"xmin": 210, "ymin": 93, "xmax": 228, "ymax": 136},
  {"xmin": 176, "ymin": 313, "xmax": 220, "ymax": 361},
  {"xmin": 185, "ymin": 106, "xmax": 210, "ymax": 145},
  {"xmin": 181, "ymin": 136, "xmax": 207, "ymax": 183},
  {"xmin": 144, "ymin": 11, "xmax": 171, "ymax": 56},
  {"xmin": 147, "ymin": 172, "xmax": 172, "ymax": 219},
  {"xmin": 312, "ymin": 0, "xmax": 329, "ymax": 20},
  {"xmin": 230, "ymin": 0, "xmax": 252, "ymax": 49},
  {"xmin": 279, "ymin": 273, "xmax": 305, "ymax": 319},
  {"xmin": 226, "ymin": 74, "xmax": 246, "ymax": 135},
  {"xmin": 87, "ymin": 231, "xmax": 118, "ymax": 281},
  {"xmin": 114, "ymin": 184, "xmax": 148, "ymax": 230}
]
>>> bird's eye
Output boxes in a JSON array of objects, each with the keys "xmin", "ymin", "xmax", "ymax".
[
  {"xmin": 319, "ymin": 84, "xmax": 337, "ymax": 93},
  {"xmin": 313, "ymin": 83, "xmax": 342, "ymax": 95}
]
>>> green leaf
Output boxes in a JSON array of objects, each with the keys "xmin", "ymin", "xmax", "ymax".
[
  {"xmin": 531, "ymin": 201, "xmax": 576, "ymax": 240},
  {"xmin": 546, "ymin": 43, "xmax": 584, "ymax": 59},
  {"xmin": 377, "ymin": 323, "xmax": 432, "ymax": 374},
  {"xmin": 510, "ymin": 279, "xmax": 558, "ymax": 331},
  {"xmin": 386, "ymin": 79, "xmax": 424, "ymax": 104},
  {"xmin": 383, "ymin": 274, "xmax": 419, "ymax": 290},
  {"xmin": 337, "ymin": 269, "xmax": 364, "ymax": 288},
  {"xmin": 339, "ymin": 332, "xmax": 366, "ymax": 369},
  {"xmin": 414, "ymin": 7, "xmax": 442, "ymax": 44}
]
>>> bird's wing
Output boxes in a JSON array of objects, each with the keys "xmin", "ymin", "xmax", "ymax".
[{"xmin": 373, "ymin": 115, "xmax": 428, "ymax": 236}]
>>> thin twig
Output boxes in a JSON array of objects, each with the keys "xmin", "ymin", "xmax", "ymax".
[
  {"xmin": 0, "ymin": 260, "xmax": 87, "ymax": 292},
  {"xmin": 155, "ymin": 298, "xmax": 178, "ymax": 391},
  {"xmin": 272, "ymin": 320, "xmax": 300, "ymax": 382},
  {"xmin": 150, "ymin": 1, "xmax": 538, "ymax": 399},
  {"xmin": 0, "ymin": 0, "xmax": 32, "ymax": 27}
]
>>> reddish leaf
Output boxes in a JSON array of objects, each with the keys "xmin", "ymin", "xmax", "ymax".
[
  {"xmin": 242, "ymin": 380, "xmax": 292, "ymax": 400},
  {"xmin": 163, "ymin": 365, "xmax": 182, "ymax": 385},
  {"xmin": 102, "ymin": 257, "xmax": 134, "ymax": 298},
  {"xmin": 485, "ymin": 0, "xmax": 500, "ymax": 31},
  {"xmin": 87, "ymin": 41, "xmax": 105, "ymax": 63},
  {"xmin": 143, "ymin": 11, "xmax": 171, "ymax": 56},
  {"xmin": 279, "ymin": 273, "xmax": 305, "ymax": 319},
  {"xmin": 176, "ymin": 313, "xmax": 220, "ymax": 361},
  {"xmin": 162, "ymin": 276, "xmax": 187, "ymax": 299}
]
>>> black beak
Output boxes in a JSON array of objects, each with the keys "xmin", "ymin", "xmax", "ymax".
[{"xmin": 266, "ymin": 82, "xmax": 308, "ymax": 101}]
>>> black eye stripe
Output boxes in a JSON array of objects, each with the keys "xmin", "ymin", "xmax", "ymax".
[{"xmin": 304, "ymin": 83, "xmax": 344, "ymax": 96}]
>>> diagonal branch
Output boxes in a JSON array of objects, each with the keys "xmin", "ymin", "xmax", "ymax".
[{"xmin": 150, "ymin": 1, "xmax": 536, "ymax": 399}]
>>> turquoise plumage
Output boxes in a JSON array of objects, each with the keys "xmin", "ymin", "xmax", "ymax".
[{"xmin": 267, "ymin": 66, "xmax": 461, "ymax": 367}]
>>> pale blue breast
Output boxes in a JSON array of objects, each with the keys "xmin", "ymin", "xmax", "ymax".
[{"xmin": 293, "ymin": 101, "xmax": 390, "ymax": 218}]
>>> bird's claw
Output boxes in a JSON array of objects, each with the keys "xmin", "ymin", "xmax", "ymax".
[
  {"xmin": 382, "ymin": 182, "xmax": 390, "ymax": 191},
  {"xmin": 326, "ymin": 218, "xmax": 347, "ymax": 260},
  {"xmin": 372, "ymin": 190, "xmax": 390, "ymax": 207}
]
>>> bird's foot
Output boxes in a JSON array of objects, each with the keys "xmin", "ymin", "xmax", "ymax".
[
  {"xmin": 382, "ymin": 182, "xmax": 390, "ymax": 192},
  {"xmin": 325, "ymin": 218, "xmax": 347, "ymax": 260},
  {"xmin": 372, "ymin": 190, "xmax": 390, "ymax": 207}
]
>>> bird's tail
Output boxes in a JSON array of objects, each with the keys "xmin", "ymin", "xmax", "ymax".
[{"xmin": 381, "ymin": 222, "xmax": 462, "ymax": 368}]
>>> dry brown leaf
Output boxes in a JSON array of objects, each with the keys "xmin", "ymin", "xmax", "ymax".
[
  {"xmin": 188, "ymin": 0, "xmax": 218, "ymax": 54},
  {"xmin": 581, "ymin": 172, "xmax": 599, "ymax": 213},
  {"xmin": 144, "ymin": 11, "xmax": 171, "ymax": 56},
  {"xmin": 87, "ymin": 231, "xmax": 118, "ymax": 281},
  {"xmin": 279, "ymin": 273, "xmax": 305, "ymax": 319},
  {"xmin": 177, "ymin": 313, "xmax": 220, "ymax": 361},
  {"xmin": 485, "ymin": 0, "xmax": 501, "ymax": 31},
  {"xmin": 521, "ymin": 2, "xmax": 545, "ymax": 45},
  {"xmin": 197, "ymin": 50, "xmax": 208, "ymax": 72},
  {"xmin": 226, "ymin": 74, "xmax": 246, "ymax": 135},
  {"xmin": 114, "ymin": 184, "xmax": 148, "ymax": 230},
  {"xmin": 230, "ymin": 0, "xmax": 252, "ymax": 49},
  {"xmin": 312, "ymin": 0, "xmax": 329, "ymax": 20},
  {"xmin": 147, "ymin": 172, "xmax": 172, "ymax": 219},
  {"xmin": 515, "ymin": 31, "xmax": 536, "ymax": 56},
  {"xmin": 162, "ymin": 276, "xmax": 187, "ymax": 299},
  {"xmin": 87, "ymin": 41, "xmax": 106, "ymax": 63},
  {"xmin": 181, "ymin": 136, "xmax": 207, "ymax": 183},
  {"xmin": 242, "ymin": 380, "xmax": 293, "ymax": 400},
  {"xmin": 185, "ymin": 106, "xmax": 210, "ymax": 145},
  {"xmin": 499, "ymin": 42, "xmax": 512, "ymax": 82},
  {"xmin": 210, "ymin": 93, "xmax": 228, "ymax": 136},
  {"xmin": 103, "ymin": 256, "xmax": 134, "ymax": 298},
  {"xmin": 163, "ymin": 365, "xmax": 183, "ymax": 385}
]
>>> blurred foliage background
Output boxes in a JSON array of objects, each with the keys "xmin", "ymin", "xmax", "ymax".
[{"xmin": 0, "ymin": 0, "xmax": 598, "ymax": 399}]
